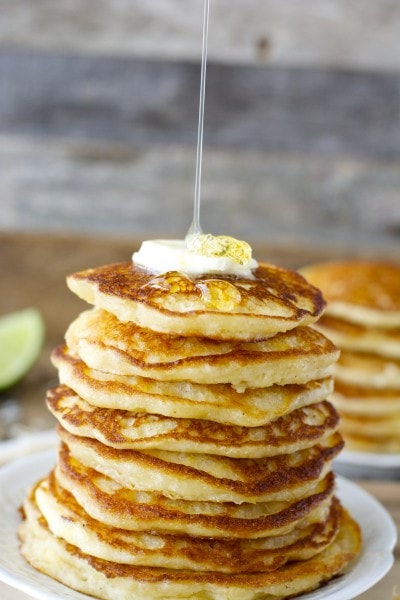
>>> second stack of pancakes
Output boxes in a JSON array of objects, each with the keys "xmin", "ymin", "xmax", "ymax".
[
  {"xmin": 19, "ymin": 256, "xmax": 361, "ymax": 599},
  {"xmin": 302, "ymin": 260, "xmax": 400, "ymax": 454}
]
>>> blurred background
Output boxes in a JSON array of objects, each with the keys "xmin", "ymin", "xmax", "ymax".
[{"xmin": 1, "ymin": 0, "xmax": 400, "ymax": 252}]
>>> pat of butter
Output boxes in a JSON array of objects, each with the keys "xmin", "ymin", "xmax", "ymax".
[{"xmin": 132, "ymin": 239, "xmax": 258, "ymax": 278}]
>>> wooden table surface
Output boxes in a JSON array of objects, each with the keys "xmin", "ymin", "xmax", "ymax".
[{"xmin": 0, "ymin": 231, "xmax": 398, "ymax": 600}]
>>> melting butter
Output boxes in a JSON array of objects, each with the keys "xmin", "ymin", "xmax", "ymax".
[
  {"xmin": 186, "ymin": 233, "xmax": 252, "ymax": 265},
  {"xmin": 132, "ymin": 237, "xmax": 258, "ymax": 278}
]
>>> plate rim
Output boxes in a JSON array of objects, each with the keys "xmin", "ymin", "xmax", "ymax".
[
  {"xmin": 336, "ymin": 447, "xmax": 400, "ymax": 469},
  {"xmin": 0, "ymin": 448, "xmax": 397, "ymax": 600}
]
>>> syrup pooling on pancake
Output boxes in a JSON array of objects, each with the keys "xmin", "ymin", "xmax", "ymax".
[
  {"xmin": 143, "ymin": 271, "xmax": 243, "ymax": 311},
  {"xmin": 136, "ymin": 236, "xmax": 254, "ymax": 311}
]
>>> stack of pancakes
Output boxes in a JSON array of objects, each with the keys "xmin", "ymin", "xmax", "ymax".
[
  {"xmin": 301, "ymin": 260, "xmax": 400, "ymax": 454},
  {"xmin": 19, "ymin": 260, "xmax": 361, "ymax": 599}
]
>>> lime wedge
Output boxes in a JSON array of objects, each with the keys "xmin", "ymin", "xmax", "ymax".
[{"xmin": 0, "ymin": 308, "xmax": 45, "ymax": 390}]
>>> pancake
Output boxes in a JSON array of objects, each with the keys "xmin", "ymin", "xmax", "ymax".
[
  {"xmin": 65, "ymin": 308, "xmax": 339, "ymax": 388},
  {"xmin": 315, "ymin": 315, "xmax": 400, "ymax": 359},
  {"xmin": 66, "ymin": 261, "xmax": 326, "ymax": 340},
  {"xmin": 302, "ymin": 259, "xmax": 400, "ymax": 457},
  {"xmin": 34, "ymin": 475, "xmax": 340, "ymax": 574},
  {"xmin": 19, "ymin": 494, "xmax": 361, "ymax": 600},
  {"xmin": 335, "ymin": 430, "xmax": 400, "ymax": 453},
  {"xmin": 331, "ymin": 381, "xmax": 400, "ymax": 417},
  {"xmin": 335, "ymin": 350, "xmax": 400, "ymax": 389},
  {"xmin": 47, "ymin": 385, "xmax": 340, "ymax": 458},
  {"xmin": 56, "ymin": 446, "xmax": 335, "ymax": 539},
  {"xmin": 331, "ymin": 391, "xmax": 400, "ymax": 452},
  {"xmin": 339, "ymin": 411, "xmax": 400, "ymax": 440},
  {"xmin": 59, "ymin": 428, "xmax": 343, "ymax": 504},
  {"xmin": 52, "ymin": 345, "xmax": 334, "ymax": 426},
  {"xmin": 338, "ymin": 399, "xmax": 400, "ymax": 452},
  {"xmin": 301, "ymin": 260, "xmax": 400, "ymax": 328}
]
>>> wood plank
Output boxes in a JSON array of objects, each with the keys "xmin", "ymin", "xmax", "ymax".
[
  {"xmin": 1, "ymin": 0, "xmax": 400, "ymax": 72},
  {"xmin": 1, "ymin": 136, "xmax": 399, "ymax": 252},
  {"xmin": 1, "ymin": 52, "xmax": 400, "ymax": 158}
]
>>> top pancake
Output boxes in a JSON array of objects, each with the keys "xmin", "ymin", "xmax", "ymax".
[
  {"xmin": 301, "ymin": 260, "xmax": 400, "ymax": 328},
  {"xmin": 67, "ymin": 261, "xmax": 325, "ymax": 340}
]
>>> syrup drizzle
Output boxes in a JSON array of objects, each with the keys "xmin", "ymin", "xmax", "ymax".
[
  {"xmin": 186, "ymin": 0, "xmax": 210, "ymax": 240},
  {"xmin": 142, "ymin": 271, "xmax": 242, "ymax": 311}
]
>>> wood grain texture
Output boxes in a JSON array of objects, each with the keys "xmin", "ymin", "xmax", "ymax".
[
  {"xmin": 1, "ymin": 51, "xmax": 400, "ymax": 158},
  {"xmin": 1, "ymin": 0, "xmax": 400, "ymax": 72},
  {"xmin": 1, "ymin": 3, "xmax": 400, "ymax": 249},
  {"xmin": 1, "ymin": 136, "xmax": 399, "ymax": 250}
]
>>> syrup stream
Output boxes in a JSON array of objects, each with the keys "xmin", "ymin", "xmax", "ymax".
[{"xmin": 187, "ymin": 0, "xmax": 210, "ymax": 239}]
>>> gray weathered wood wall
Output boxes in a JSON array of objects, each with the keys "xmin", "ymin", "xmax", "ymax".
[{"xmin": 1, "ymin": 0, "xmax": 400, "ymax": 252}]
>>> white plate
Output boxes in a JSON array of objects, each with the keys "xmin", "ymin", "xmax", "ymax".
[
  {"xmin": 0, "ymin": 430, "xmax": 57, "ymax": 466},
  {"xmin": 336, "ymin": 448, "xmax": 400, "ymax": 469},
  {"xmin": 0, "ymin": 450, "xmax": 397, "ymax": 600},
  {"xmin": 334, "ymin": 449, "xmax": 400, "ymax": 480}
]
